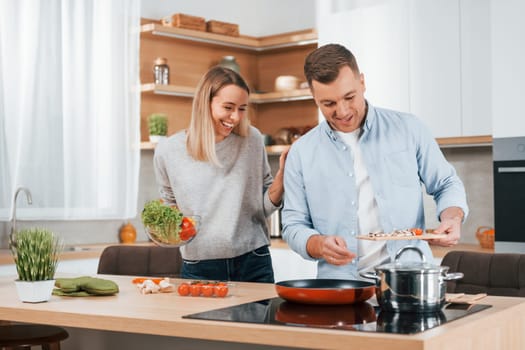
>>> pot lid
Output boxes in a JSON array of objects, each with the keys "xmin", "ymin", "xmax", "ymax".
[
  {"xmin": 374, "ymin": 260, "xmax": 447, "ymax": 274},
  {"xmin": 374, "ymin": 245, "xmax": 448, "ymax": 273}
]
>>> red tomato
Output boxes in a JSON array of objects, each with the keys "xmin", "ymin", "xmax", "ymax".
[
  {"xmin": 410, "ymin": 228, "xmax": 424, "ymax": 236},
  {"xmin": 190, "ymin": 283, "xmax": 202, "ymax": 296},
  {"xmin": 201, "ymin": 284, "xmax": 214, "ymax": 297},
  {"xmin": 179, "ymin": 217, "xmax": 196, "ymax": 241},
  {"xmin": 214, "ymin": 284, "xmax": 229, "ymax": 298},
  {"xmin": 177, "ymin": 283, "xmax": 190, "ymax": 296}
]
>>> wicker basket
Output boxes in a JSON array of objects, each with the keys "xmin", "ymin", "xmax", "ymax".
[{"xmin": 476, "ymin": 226, "xmax": 495, "ymax": 249}]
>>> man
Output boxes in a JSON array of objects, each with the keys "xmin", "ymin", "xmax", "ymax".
[{"xmin": 281, "ymin": 44, "xmax": 468, "ymax": 279}]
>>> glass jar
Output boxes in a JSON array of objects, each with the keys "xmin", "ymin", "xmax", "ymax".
[
  {"xmin": 218, "ymin": 55, "xmax": 240, "ymax": 73},
  {"xmin": 153, "ymin": 57, "xmax": 169, "ymax": 85}
]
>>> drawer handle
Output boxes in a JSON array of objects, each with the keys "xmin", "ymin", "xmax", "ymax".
[{"xmin": 498, "ymin": 167, "xmax": 525, "ymax": 173}]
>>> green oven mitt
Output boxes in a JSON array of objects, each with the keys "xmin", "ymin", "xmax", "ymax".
[{"xmin": 54, "ymin": 276, "xmax": 119, "ymax": 296}]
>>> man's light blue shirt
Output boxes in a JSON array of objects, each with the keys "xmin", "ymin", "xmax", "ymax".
[{"xmin": 281, "ymin": 103, "xmax": 469, "ymax": 279}]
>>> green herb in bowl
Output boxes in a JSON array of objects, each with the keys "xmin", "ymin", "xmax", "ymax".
[{"xmin": 141, "ymin": 200, "xmax": 199, "ymax": 247}]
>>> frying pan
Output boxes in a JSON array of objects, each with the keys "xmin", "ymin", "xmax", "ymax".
[{"xmin": 275, "ymin": 279, "xmax": 375, "ymax": 305}]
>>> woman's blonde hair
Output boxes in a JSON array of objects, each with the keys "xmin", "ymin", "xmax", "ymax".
[{"xmin": 186, "ymin": 66, "xmax": 251, "ymax": 166}]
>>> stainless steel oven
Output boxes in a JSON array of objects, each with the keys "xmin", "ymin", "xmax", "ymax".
[{"xmin": 493, "ymin": 137, "xmax": 525, "ymax": 252}]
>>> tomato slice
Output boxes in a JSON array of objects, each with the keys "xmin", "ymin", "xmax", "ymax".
[{"xmin": 410, "ymin": 228, "xmax": 424, "ymax": 236}]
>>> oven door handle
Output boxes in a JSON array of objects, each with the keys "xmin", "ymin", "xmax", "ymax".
[{"xmin": 498, "ymin": 166, "xmax": 525, "ymax": 173}]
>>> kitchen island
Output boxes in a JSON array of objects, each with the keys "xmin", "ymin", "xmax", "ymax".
[{"xmin": 0, "ymin": 274, "xmax": 524, "ymax": 350}]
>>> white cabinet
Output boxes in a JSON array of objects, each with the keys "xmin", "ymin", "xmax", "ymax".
[
  {"xmin": 491, "ymin": 0, "xmax": 525, "ymax": 138},
  {"xmin": 317, "ymin": 0, "xmax": 411, "ymax": 114},
  {"xmin": 316, "ymin": 0, "xmax": 491, "ymax": 138},
  {"xmin": 408, "ymin": 0, "xmax": 461, "ymax": 137},
  {"xmin": 460, "ymin": 0, "xmax": 492, "ymax": 136}
]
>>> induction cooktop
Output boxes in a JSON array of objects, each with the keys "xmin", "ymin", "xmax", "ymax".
[{"xmin": 183, "ymin": 297, "xmax": 491, "ymax": 334}]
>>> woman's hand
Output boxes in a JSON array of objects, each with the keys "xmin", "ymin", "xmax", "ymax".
[{"xmin": 268, "ymin": 147, "xmax": 289, "ymax": 206}]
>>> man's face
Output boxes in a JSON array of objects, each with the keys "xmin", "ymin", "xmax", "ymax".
[{"xmin": 311, "ymin": 66, "xmax": 367, "ymax": 133}]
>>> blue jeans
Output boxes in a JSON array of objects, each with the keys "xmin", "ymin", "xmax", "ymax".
[{"xmin": 181, "ymin": 245, "xmax": 274, "ymax": 283}]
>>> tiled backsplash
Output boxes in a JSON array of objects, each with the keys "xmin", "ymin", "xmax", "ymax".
[{"xmin": 0, "ymin": 146, "xmax": 493, "ymax": 248}]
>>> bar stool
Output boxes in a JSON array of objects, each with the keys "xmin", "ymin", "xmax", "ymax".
[{"xmin": 0, "ymin": 324, "xmax": 69, "ymax": 350}]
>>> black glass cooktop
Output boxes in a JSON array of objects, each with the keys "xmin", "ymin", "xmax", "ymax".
[{"xmin": 183, "ymin": 298, "xmax": 491, "ymax": 334}]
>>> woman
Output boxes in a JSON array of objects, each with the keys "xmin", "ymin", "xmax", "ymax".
[{"xmin": 153, "ymin": 66, "xmax": 287, "ymax": 283}]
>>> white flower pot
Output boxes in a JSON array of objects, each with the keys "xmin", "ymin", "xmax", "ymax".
[
  {"xmin": 149, "ymin": 135, "xmax": 166, "ymax": 143},
  {"xmin": 14, "ymin": 279, "xmax": 55, "ymax": 303}
]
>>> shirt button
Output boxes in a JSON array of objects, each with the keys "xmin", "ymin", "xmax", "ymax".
[
  {"xmin": 351, "ymin": 230, "xmax": 356, "ymax": 235},
  {"xmin": 351, "ymin": 201, "xmax": 355, "ymax": 206},
  {"xmin": 348, "ymin": 172, "xmax": 353, "ymax": 177},
  {"xmin": 342, "ymin": 146, "xmax": 347, "ymax": 150}
]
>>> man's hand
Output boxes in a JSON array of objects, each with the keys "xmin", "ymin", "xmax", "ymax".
[
  {"xmin": 429, "ymin": 206, "xmax": 464, "ymax": 247},
  {"xmin": 306, "ymin": 234, "xmax": 356, "ymax": 265}
]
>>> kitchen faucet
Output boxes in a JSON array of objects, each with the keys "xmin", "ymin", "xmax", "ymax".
[{"xmin": 10, "ymin": 187, "xmax": 33, "ymax": 243}]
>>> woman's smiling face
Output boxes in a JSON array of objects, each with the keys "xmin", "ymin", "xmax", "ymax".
[{"xmin": 210, "ymin": 84, "xmax": 249, "ymax": 142}]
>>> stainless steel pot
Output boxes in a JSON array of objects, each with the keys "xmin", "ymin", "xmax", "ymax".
[{"xmin": 361, "ymin": 246, "xmax": 463, "ymax": 313}]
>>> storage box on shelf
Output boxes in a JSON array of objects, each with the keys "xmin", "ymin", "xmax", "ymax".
[
  {"xmin": 206, "ymin": 20, "xmax": 239, "ymax": 37},
  {"xmin": 140, "ymin": 19, "xmax": 318, "ymax": 146},
  {"xmin": 161, "ymin": 13, "xmax": 206, "ymax": 31}
]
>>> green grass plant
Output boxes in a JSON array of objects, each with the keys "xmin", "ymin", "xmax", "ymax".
[
  {"xmin": 147, "ymin": 113, "xmax": 168, "ymax": 136},
  {"xmin": 10, "ymin": 228, "xmax": 62, "ymax": 281}
]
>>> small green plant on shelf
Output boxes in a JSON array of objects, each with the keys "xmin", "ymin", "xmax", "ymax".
[
  {"xmin": 148, "ymin": 113, "xmax": 168, "ymax": 142},
  {"xmin": 10, "ymin": 228, "xmax": 62, "ymax": 281}
]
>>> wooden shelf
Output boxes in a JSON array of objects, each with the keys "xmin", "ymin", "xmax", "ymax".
[
  {"xmin": 141, "ymin": 83, "xmax": 194, "ymax": 97},
  {"xmin": 250, "ymin": 89, "xmax": 313, "ymax": 104},
  {"xmin": 141, "ymin": 23, "xmax": 317, "ymax": 51},
  {"xmin": 142, "ymin": 136, "xmax": 493, "ymax": 151},
  {"xmin": 141, "ymin": 83, "xmax": 313, "ymax": 103}
]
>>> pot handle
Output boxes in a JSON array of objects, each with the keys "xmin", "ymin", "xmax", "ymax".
[
  {"xmin": 394, "ymin": 246, "xmax": 426, "ymax": 262},
  {"xmin": 443, "ymin": 272, "xmax": 464, "ymax": 281},
  {"xmin": 360, "ymin": 271, "xmax": 380, "ymax": 281}
]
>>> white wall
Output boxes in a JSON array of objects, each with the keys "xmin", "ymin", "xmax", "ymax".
[{"xmin": 141, "ymin": 0, "xmax": 316, "ymax": 37}]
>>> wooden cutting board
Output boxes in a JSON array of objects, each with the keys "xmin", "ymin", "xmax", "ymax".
[{"xmin": 357, "ymin": 233, "xmax": 448, "ymax": 241}]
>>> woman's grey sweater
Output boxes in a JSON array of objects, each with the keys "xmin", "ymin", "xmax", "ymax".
[{"xmin": 153, "ymin": 126, "xmax": 278, "ymax": 260}]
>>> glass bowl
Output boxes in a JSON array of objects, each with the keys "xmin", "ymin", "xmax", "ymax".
[{"xmin": 145, "ymin": 215, "xmax": 200, "ymax": 248}]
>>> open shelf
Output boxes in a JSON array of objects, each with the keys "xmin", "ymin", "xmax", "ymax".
[
  {"xmin": 141, "ymin": 84, "xmax": 313, "ymax": 104},
  {"xmin": 141, "ymin": 136, "xmax": 493, "ymax": 152},
  {"xmin": 141, "ymin": 23, "xmax": 317, "ymax": 52}
]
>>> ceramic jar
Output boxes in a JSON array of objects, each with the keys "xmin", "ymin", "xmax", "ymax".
[
  {"xmin": 218, "ymin": 56, "xmax": 240, "ymax": 73},
  {"xmin": 119, "ymin": 222, "xmax": 137, "ymax": 244}
]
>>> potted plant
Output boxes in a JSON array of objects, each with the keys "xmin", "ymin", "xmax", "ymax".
[
  {"xmin": 10, "ymin": 228, "xmax": 62, "ymax": 303},
  {"xmin": 147, "ymin": 113, "xmax": 168, "ymax": 143}
]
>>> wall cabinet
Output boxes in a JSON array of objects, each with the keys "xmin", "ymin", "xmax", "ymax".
[
  {"xmin": 317, "ymin": 0, "xmax": 492, "ymax": 140},
  {"xmin": 140, "ymin": 21, "xmax": 319, "ymax": 148},
  {"xmin": 491, "ymin": 0, "xmax": 525, "ymax": 138}
]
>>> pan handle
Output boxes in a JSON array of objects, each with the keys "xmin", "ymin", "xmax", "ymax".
[
  {"xmin": 360, "ymin": 271, "xmax": 380, "ymax": 282},
  {"xmin": 443, "ymin": 272, "xmax": 464, "ymax": 281}
]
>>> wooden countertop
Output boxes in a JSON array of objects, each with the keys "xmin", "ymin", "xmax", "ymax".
[
  {"xmin": 0, "ymin": 274, "xmax": 523, "ymax": 349},
  {"xmin": 0, "ymin": 240, "xmax": 493, "ymax": 266}
]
